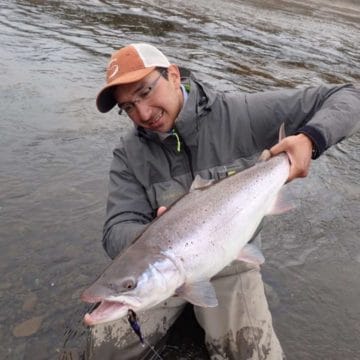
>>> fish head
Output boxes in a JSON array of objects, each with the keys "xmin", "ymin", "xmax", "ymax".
[{"xmin": 81, "ymin": 249, "xmax": 182, "ymax": 326}]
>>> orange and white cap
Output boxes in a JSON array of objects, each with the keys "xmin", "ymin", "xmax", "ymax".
[{"xmin": 96, "ymin": 43, "xmax": 171, "ymax": 113}]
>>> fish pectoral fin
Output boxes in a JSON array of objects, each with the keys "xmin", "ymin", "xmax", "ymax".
[
  {"xmin": 237, "ymin": 243, "xmax": 265, "ymax": 265},
  {"xmin": 175, "ymin": 280, "xmax": 218, "ymax": 307},
  {"xmin": 189, "ymin": 175, "xmax": 216, "ymax": 192}
]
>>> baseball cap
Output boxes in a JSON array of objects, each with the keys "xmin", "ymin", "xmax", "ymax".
[{"xmin": 96, "ymin": 43, "xmax": 171, "ymax": 113}]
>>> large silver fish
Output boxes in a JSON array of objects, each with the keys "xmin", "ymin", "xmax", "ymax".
[{"xmin": 81, "ymin": 127, "xmax": 290, "ymax": 326}]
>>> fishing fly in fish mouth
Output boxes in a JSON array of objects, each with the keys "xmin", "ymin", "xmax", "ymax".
[
  {"xmin": 127, "ymin": 309, "xmax": 164, "ymax": 359},
  {"xmin": 127, "ymin": 309, "xmax": 144, "ymax": 344}
]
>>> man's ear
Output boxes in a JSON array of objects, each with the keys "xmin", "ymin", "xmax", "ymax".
[{"xmin": 167, "ymin": 64, "xmax": 181, "ymax": 86}]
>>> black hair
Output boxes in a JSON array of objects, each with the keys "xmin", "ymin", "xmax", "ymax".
[{"xmin": 155, "ymin": 67, "xmax": 169, "ymax": 80}]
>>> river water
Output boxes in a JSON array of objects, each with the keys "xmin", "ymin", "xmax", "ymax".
[{"xmin": 0, "ymin": 0, "xmax": 359, "ymax": 359}]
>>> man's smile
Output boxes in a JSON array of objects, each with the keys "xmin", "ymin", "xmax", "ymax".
[{"xmin": 147, "ymin": 110, "xmax": 164, "ymax": 130}]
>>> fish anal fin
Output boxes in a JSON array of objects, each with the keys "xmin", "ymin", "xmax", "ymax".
[
  {"xmin": 237, "ymin": 243, "xmax": 265, "ymax": 265},
  {"xmin": 175, "ymin": 280, "xmax": 218, "ymax": 307}
]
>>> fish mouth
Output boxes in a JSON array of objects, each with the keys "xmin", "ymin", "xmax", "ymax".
[{"xmin": 83, "ymin": 300, "xmax": 130, "ymax": 326}]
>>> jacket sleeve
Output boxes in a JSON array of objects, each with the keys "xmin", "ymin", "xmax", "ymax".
[
  {"xmin": 245, "ymin": 84, "xmax": 360, "ymax": 158},
  {"xmin": 102, "ymin": 142, "xmax": 154, "ymax": 259}
]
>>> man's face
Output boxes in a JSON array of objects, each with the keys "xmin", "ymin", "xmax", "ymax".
[{"xmin": 113, "ymin": 65, "xmax": 183, "ymax": 133}]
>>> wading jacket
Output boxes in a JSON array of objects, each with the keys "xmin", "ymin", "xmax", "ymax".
[{"xmin": 103, "ymin": 73, "xmax": 360, "ymax": 259}]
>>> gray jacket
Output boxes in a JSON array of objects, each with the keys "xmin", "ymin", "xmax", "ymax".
[{"xmin": 103, "ymin": 74, "xmax": 360, "ymax": 259}]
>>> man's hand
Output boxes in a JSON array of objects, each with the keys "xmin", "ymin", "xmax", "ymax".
[
  {"xmin": 157, "ymin": 206, "xmax": 167, "ymax": 217},
  {"xmin": 270, "ymin": 133, "xmax": 313, "ymax": 182}
]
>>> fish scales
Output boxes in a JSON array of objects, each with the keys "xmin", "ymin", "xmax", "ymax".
[{"xmin": 145, "ymin": 153, "xmax": 289, "ymax": 280}]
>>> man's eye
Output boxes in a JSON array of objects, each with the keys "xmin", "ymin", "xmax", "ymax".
[
  {"xmin": 140, "ymin": 87, "xmax": 153, "ymax": 99},
  {"xmin": 123, "ymin": 104, "xmax": 134, "ymax": 112}
]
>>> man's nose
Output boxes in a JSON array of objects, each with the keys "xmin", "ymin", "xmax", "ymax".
[{"xmin": 135, "ymin": 101, "xmax": 152, "ymax": 122}]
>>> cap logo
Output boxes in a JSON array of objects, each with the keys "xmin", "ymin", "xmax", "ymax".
[{"xmin": 107, "ymin": 59, "xmax": 119, "ymax": 80}]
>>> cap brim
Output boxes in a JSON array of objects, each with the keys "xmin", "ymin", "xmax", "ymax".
[{"xmin": 96, "ymin": 67, "xmax": 156, "ymax": 113}]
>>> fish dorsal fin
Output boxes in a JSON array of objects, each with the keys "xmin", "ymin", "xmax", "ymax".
[
  {"xmin": 175, "ymin": 280, "xmax": 218, "ymax": 307},
  {"xmin": 257, "ymin": 123, "xmax": 287, "ymax": 163},
  {"xmin": 190, "ymin": 175, "xmax": 215, "ymax": 192},
  {"xmin": 278, "ymin": 122, "xmax": 286, "ymax": 142},
  {"xmin": 237, "ymin": 243, "xmax": 265, "ymax": 265}
]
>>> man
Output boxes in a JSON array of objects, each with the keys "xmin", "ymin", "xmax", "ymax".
[{"xmin": 86, "ymin": 43, "xmax": 359, "ymax": 359}]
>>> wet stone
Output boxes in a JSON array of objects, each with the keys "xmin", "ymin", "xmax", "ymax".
[{"xmin": 13, "ymin": 316, "xmax": 43, "ymax": 337}]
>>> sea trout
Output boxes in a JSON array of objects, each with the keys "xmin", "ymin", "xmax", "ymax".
[{"xmin": 81, "ymin": 126, "xmax": 290, "ymax": 326}]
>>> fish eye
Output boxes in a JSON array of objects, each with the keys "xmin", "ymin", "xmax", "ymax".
[{"xmin": 122, "ymin": 278, "xmax": 136, "ymax": 290}]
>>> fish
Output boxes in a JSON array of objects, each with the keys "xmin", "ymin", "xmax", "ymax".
[{"xmin": 81, "ymin": 125, "xmax": 290, "ymax": 326}]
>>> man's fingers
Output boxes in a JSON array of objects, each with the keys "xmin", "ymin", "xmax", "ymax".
[
  {"xmin": 269, "ymin": 134, "xmax": 312, "ymax": 182},
  {"xmin": 269, "ymin": 141, "xmax": 287, "ymax": 157},
  {"xmin": 157, "ymin": 206, "xmax": 167, "ymax": 217}
]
